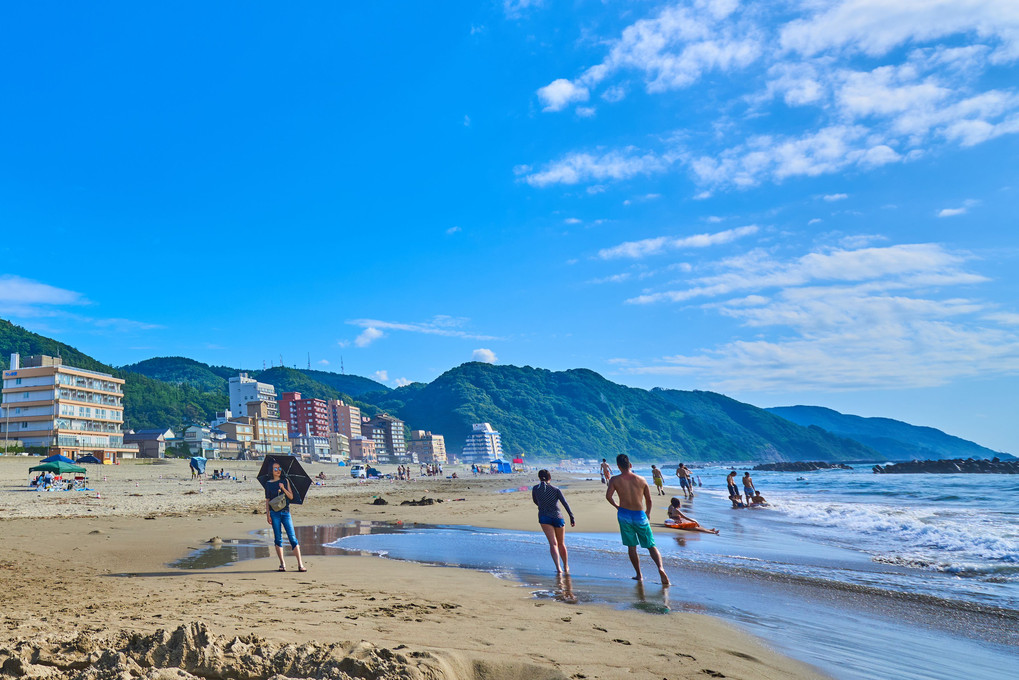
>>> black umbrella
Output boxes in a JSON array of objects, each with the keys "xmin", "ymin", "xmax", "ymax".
[{"xmin": 256, "ymin": 455, "xmax": 313, "ymax": 505}]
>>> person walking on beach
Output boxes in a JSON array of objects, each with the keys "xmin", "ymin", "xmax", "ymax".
[
  {"xmin": 532, "ymin": 469, "xmax": 576, "ymax": 573},
  {"xmin": 675, "ymin": 463, "xmax": 694, "ymax": 499},
  {"xmin": 606, "ymin": 454, "xmax": 670, "ymax": 585},
  {"xmin": 651, "ymin": 465, "xmax": 665, "ymax": 495},
  {"xmin": 742, "ymin": 472, "xmax": 757, "ymax": 505},
  {"xmin": 265, "ymin": 462, "xmax": 307, "ymax": 573},
  {"xmin": 600, "ymin": 459, "xmax": 612, "ymax": 485}
]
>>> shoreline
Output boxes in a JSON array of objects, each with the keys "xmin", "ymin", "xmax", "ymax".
[{"xmin": 0, "ymin": 457, "xmax": 827, "ymax": 680}]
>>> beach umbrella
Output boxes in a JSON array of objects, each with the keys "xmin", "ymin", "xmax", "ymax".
[
  {"xmin": 41, "ymin": 454, "xmax": 75, "ymax": 464},
  {"xmin": 256, "ymin": 455, "xmax": 312, "ymax": 505},
  {"xmin": 76, "ymin": 454, "xmax": 103, "ymax": 464},
  {"xmin": 189, "ymin": 456, "xmax": 207, "ymax": 474}
]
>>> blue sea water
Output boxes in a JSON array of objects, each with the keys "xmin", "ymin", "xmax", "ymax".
[{"xmin": 320, "ymin": 466, "xmax": 1019, "ymax": 680}]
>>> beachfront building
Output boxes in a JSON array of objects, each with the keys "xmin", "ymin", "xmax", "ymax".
[
  {"xmin": 1, "ymin": 353, "xmax": 127, "ymax": 462},
  {"xmin": 238, "ymin": 403, "xmax": 291, "ymax": 456},
  {"xmin": 184, "ymin": 425, "xmax": 219, "ymax": 459},
  {"xmin": 279, "ymin": 391, "xmax": 330, "ymax": 437},
  {"xmin": 362, "ymin": 413, "xmax": 407, "ymax": 463},
  {"xmin": 122, "ymin": 428, "xmax": 175, "ymax": 459},
  {"xmin": 228, "ymin": 373, "xmax": 278, "ymax": 420},
  {"xmin": 328, "ymin": 431, "xmax": 350, "ymax": 461},
  {"xmin": 409, "ymin": 430, "xmax": 447, "ymax": 464},
  {"xmin": 290, "ymin": 434, "xmax": 330, "ymax": 462},
  {"xmin": 216, "ymin": 420, "xmax": 253, "ymax": 447},
  {"xmin": 460, "ymin": 422, "xmax": 503, "ymax": 464},
  {"xmin": 349, "ymin": 436, "xmax": 377, "ymax": 463},
  {"xmin": 328, "ymin": 399, "xmax": 361, "ymax": 440}
]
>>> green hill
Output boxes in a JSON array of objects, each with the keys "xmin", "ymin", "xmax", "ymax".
[
  {"xmin": 766, "ymin": 405, "xmax": 1014, "ymax": 460},
  {"xmin": 0, "ymin": 320, "xmax": 226, "ymax": 431},
  {"xmin": 120, "ymin": 358, "xmax": 389, "ymax": 399},
  {"xmin": 369, "ymin": 363, "xmax": 877, "ymax": 462}
]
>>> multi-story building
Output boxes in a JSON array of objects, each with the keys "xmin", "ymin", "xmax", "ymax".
[
  {"xmin": 409, "ymin": 430, "xmax": 447, "ymax": 464},
  {"xmin": 328, "ymin": 399, "xmax": 361, "ymax": 440},
  {"xmin": 184, "ymin": 425, "xmax": 218, "ymax": 458},
  {"xmin": 328, "ymin": 431, "xmax": 350, "ymax": 461},
  {"xmin": 362, "ymin": 413, "xmax": 407, "ymax": 462},
  {"xmin": 460, "ymin": 422, "xmax": 503, "ymax": 464},
  {"xmin": 1, "ymin": 354, "xmax": 126, "ymax": 462},
  {"xmin": 241, "ymin": 403, "xmax": 292, "ymax": 456},
  {"xmin": 228, "ymin": 373, "xmax": 278, "ymax": 420},
  {"xmin": 290, "ymin": 434, "xmax": 330, "ymax": 462},
  {"xmin": 216, "ymin": 420, "xmax": 253, "ymax": 447},
  {"xmin": 279, "ymin": 391, "xmax": 330, "ymax": 437},
  {"xmin": 349, "ymin": 436, "xmax": 377, "ymax": 463}
]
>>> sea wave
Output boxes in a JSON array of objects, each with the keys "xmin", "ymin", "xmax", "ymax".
[{"xmin": 776, "ymin": 499, "xmax": 1019, "ymax": 565}]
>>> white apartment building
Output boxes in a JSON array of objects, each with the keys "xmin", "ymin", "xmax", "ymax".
[
  {"xmin": 228, "ymin": 373, "xmax": 278, "ymax": 419},
  {"xmin": 460, "ymin": 422, "xmax": 503, "ymax": 464}
]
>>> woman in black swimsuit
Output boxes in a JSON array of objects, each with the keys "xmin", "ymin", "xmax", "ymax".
[{"xmin": 532, "ymin": 469, "xmax": 576, "ymax": 573}]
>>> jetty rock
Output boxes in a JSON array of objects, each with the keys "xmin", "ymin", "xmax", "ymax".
[
  {"xmin": 753, "ymin": 461, "xmax": 854, "ymax": 472},
  {"xmin": 872, "ymin": 457, "xmax": 1019, "ymax": 474}
]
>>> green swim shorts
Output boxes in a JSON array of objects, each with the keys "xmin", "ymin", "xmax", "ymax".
[{"xmin": 617, "ymin": 508, "xmax": 655, "ymax": 548}]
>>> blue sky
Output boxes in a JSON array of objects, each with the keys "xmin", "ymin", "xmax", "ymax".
[{"xmin": 2, "ymin": 1, "xmax": 1018, "ymax": 453}]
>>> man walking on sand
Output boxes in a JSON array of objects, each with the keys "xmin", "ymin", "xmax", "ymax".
[
  {"xmin": 675, "ymin": 463, "xmax": 694, "ymax": 499},
  {"xmin": 606, "ymin": 454, "xmax": 670, "ymax": 585},
  {"xmin": 651, "ymin": 465, "xmax": 665, "ymax": 495},
  {"xmin": 600, "ymin": 459, "xmax": 612, "ymax": 485}
]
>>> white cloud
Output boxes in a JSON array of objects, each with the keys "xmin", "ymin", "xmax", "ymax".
[
  {"xmin": 446, "ymin": 225, "xmax": 462, "ymax": 235},
  {"xmin": 779, "ymin": 0, "xmax": 1019, "ymax": 61},
  {"xmin": 537, "ymin": 78, "xmax": 589, "ymax": 112},
  {"xmin": 808, "ymin": 218, "xmax": 822, "ymax": 225},
  {"xmin": 472, "ymin": 348, "xmax": 498, "ymax": 363},
  {"xmin": 394, "ymin": 377, "xmax": 412, "ymax": 387},
  {"xmin": 349, "ymin": 316, "xmax": 499, "ymax": 341},
  {"xmin": 576, "ymin": 106, "xmax": 596, "ymax": 118},
  {"xmin": 317, "ymin": 359, "xmax": 330, "ymax": 366},
  {"xmin": 524, "ymin": 149, "xmax": 673, "ymax": 187},
  {"xmin": 463, "ymin": 115, "xmax": 471, "ymax": 127},
  {"xmin": 564, "ymin": 217, "xmax": 582, "ymax": 224},
  {"xmin": 615, "ymin": 240, "xmax": 1019, "ymax": 391},
  {"xmin": 0, "ymin": 275, "xmax": 87, "ymax": 316},
  {"xmin": 373, "ymin": 370, "xmax": 389, "ymax": 382},
  {"xmin": 355, "ymin": 327, "xmax": 385, "ymax": 347},
  {"xmin": 938, "ymin": 207, "xmax": 967, "ymax": 217},
  {"xmin": 599, "ymin": 225, "xmax": 759, "ymax": 259},
  {"xmin": 823, "ymin": 193, "xmax": 848, "ymax": 201}
]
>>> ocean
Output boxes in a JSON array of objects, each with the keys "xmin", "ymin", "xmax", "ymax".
[{"xmin": 319, "ymin": 466, "xmax": 1019, "ymax": 680}]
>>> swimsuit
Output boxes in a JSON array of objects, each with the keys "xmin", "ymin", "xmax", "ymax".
[
  {"xmin": 617, "ymin": 508, "xmax": 655, "ymax": 548},
  {"xmin": 532, "ymin": 482, "xmax": 574, "ymax": 527}
]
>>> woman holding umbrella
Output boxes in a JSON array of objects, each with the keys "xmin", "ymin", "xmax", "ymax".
[{"xmin": 265, "ymin": 461, "xmax": 307, "ymax": 572}]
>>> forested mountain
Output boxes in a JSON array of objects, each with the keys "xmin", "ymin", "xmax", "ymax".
[
  {"xmin": 766, "ymin": 405, "xmax": 1014, "ymax": 460},
  {"xmin": 368, "ymin": 363, "xmax": 878, "ymax": 462},
  {"xmin": 5, "ymin": 318, "xmax": 1005, "ymax": 462}
]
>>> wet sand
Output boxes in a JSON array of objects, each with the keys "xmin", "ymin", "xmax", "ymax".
[{"xmin": 0, "ymin": 457, "xmax": 826, "ymax": 679}]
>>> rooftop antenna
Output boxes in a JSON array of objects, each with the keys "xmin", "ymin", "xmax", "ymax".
[
  {"xmin": 307, "ymin": 352, "xmax": 310, "ymax": 370},
  {"xmin": 341, "ymin": 356, "xmax": 345, "ymax": 375},
  {"xmin": 279, "ymin": 354, "xmax": 283, "ymax": 368}
]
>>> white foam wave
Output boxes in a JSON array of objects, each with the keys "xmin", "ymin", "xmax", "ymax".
[{"xmin": 777, "ymin": 499, "xmax": 1019, "ymax": 566}]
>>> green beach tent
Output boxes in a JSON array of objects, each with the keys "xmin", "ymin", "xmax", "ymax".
[{"xmin": 29, "ymin": 461, "xmax": 87, "ymax": 475}]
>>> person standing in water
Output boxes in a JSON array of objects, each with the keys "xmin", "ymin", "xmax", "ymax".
[
  {"xmin": 532, "ymin": 469, "xmax": 576, "ymax": 573},
  {"xmin": 651, "ymin": 465, "xmax": 665, "ymax": 495},
  {"xmin": 606, "ymin": 454, "xmax": 670, "ymax": 585},
  {"xmin": 742, "ymin": 471, "xmax": 757, "ymax": 505},
  {"xmin": 726, "ymin": 469, "xmax": 740, "ymax": 499},
  {"xmin": 600, "ymin": 458, "xmax": 612, "ymax": 485}
]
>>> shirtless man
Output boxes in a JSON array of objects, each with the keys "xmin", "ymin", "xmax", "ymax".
[
  {"xmin": 675, "ymin": 463, "xmax": 694, "ymax": 499},
  {"xmin": 726, "ymin": 469, "xmax": 739, "ymax": 500},
  {"xmin": 742, "ymin": 472, "xmax": 757, "ymax": 505},
  {"xmin": 651, "ymin": 465, "xmax": 665, "ymax": 495},
  {"xmin": 600, "ymin": 459, "xmax": 612, "ymax": 485},
  {"xmin": 606, "ymin": 454, "xmax": 670, "ymax": 585}
]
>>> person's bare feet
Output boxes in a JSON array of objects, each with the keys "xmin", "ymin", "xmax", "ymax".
[
  {"xmin": 659, "ymin": 570, "xmax": 670, "ymax": 585},
  {"xmin": 631, "ymin": 575, "xmax": 642, "ymax": 581}
]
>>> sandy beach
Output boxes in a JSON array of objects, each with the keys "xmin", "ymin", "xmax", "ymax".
[{"xmin": 0, "ymin": 457, "xmax": 826, "ymax": 679}]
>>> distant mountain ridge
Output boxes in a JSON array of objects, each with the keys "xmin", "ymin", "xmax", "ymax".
[
  {"xmin": 367, "ymin": 363, "xmax": 877, "ymax": 462},
  {"xmin": 3, "ymin": 317, "xmax": 1008, "ymax": 462},
  {"xmin": 766, "ymin": 405, "xmax": 1014, "ymax": 461}
]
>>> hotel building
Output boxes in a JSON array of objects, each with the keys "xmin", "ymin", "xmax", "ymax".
[
  {"xmin": 460, "ymin": 422, "xmax": 504, "ymax": 464},
  {"xmin": 408, "ymin": 430, "xmax": 447, "ymax": 464},
  {"xmin": 279, "ymin": 391, "xmax": 331, "ymax": 437},
  {"xmin": 1, "ymin": 354, "xmax": 126, "ymax": 462},
  {"xmin": 328, "ymin": 399, "xmax": 362, "ymax": 441},
  {"xmin": 228, "ymin": 373, "xmax": 278, "ymax": 419}
]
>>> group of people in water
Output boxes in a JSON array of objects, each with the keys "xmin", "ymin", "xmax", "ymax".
[{"xmin": 535, "ymin": 458, "xmax": 773, "ymax": 582}]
